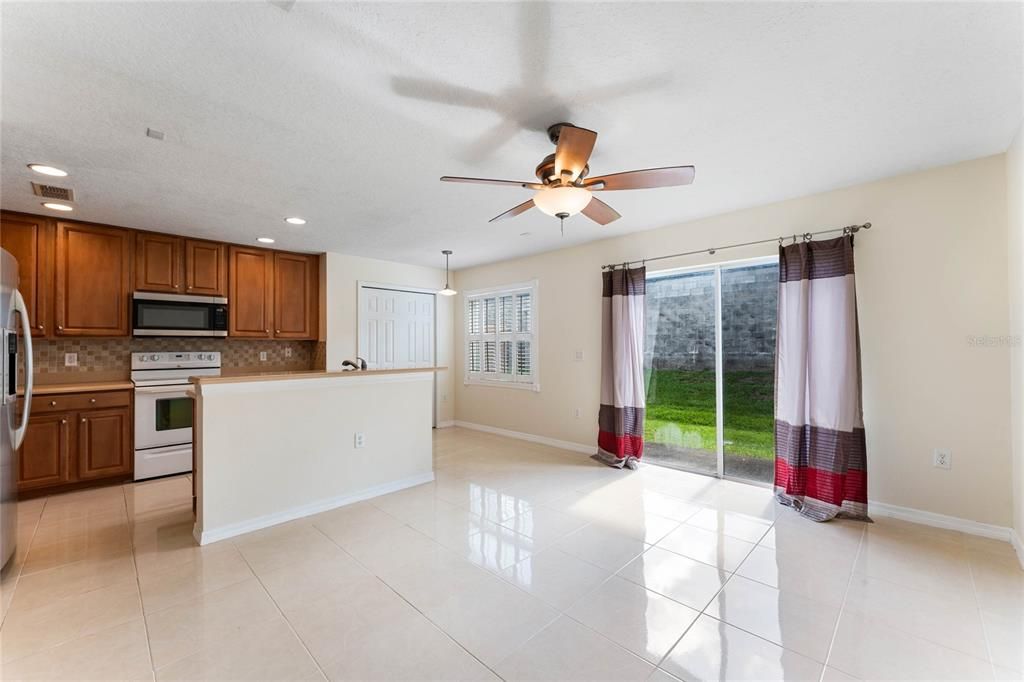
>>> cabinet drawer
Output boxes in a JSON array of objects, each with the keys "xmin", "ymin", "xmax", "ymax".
[{"xmin": 32, "ymin": 390, "xmax": 132, "ymax": 414}]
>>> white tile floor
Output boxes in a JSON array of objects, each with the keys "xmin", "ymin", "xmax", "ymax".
[{"xmin": 0, "ymin": 427, "xmax": 1022, "ymax": 681}]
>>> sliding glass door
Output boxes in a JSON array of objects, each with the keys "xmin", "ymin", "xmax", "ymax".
[{"xmin": 644, "ymin": 258, "xmax": 778, "ymax": 484}]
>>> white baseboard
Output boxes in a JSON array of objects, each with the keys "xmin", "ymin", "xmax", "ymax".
[
  {"xmin": 869, "ymin": 500, "xmax": 1014, "ymax": 542},
  {"xmin": 453, "ymin": 420, "xmax": 596, "ymax": 455},
  {"xmin": 193, "ymin": 471, "xmax": 435, "ymax": 545},
  {"xmin": 435, "ymin": 420, "xmax": 455, "ymax": 429},
  {"xmin": 1012, "ymin": 528, "xmax": 1024, "ymax": 571}
]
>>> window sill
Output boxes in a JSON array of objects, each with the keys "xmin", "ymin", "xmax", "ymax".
[{"xmin": 464, "ymin": 378, "xmax": 540, "ymax": 392}]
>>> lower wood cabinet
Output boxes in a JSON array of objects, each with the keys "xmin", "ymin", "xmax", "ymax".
[{"xmin": 17, "ymin": 390, "xmax": 133, "ymax": 494}]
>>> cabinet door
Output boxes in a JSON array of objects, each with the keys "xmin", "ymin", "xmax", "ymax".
[
  {"xmin": 184, "ymin": 239, "xmax": 227, "ymax": 296},
  {"xmin": 17, "ymin": 412, "xmax": 72, "ymax": 491},
  {"xmin": 1, "ymin": 211, "xmax": 52, "ymax": 337},
  {"xmin": 135, "ymin": 232, "xmax": 183, "ymax": 293},
  {"xmin": 77, "ymin": 407, "xmax": 132, "ymax": 480},
  {"xmin": 55, "ymin": 222, "xmax": 131, "ymax": 336},
  {"xmin": 229, "ymin": 246, "xmax": 273, "ymax": 337},
  {"xmin": 273, "ymin": 252, "xmax": 318, "ymax": 339}
]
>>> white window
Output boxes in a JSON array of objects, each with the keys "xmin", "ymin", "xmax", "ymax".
[{"xmin": 465, "ymin": 280, "xmax": 538, "ymax": 390}]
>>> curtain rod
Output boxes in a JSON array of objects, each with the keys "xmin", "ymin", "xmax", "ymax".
[{"xmin": 600, "ymin": 222, "xmax": 873, "ymax": 271}]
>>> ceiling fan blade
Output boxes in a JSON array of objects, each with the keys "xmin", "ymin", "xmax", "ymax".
[
  {"xmin": 581, "ymin": 197, "xmax": 621, "ymax": 225},
  {"xmin": 585, "ymin": 166, "xmax": 695, "ymax": 191},
  {"xmin": 441, "ymin": 176, "xmax": 544, "ymax": 190},
  {"xmin": 554, "ymin": 125, "xmax": 597, "ymax": 182},
  {"xmin": 489, "ymin": 199, "xmax": 535, "ymax": 223}
]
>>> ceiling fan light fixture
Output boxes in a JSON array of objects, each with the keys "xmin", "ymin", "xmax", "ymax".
[{"xmin": 533, "ymin": 185, "xmax": 592, "ymax": 218}]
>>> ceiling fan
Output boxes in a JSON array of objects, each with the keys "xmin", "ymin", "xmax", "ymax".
[{"xmin": 440, "ymin": 123, "xmax": 695, "ymax": 228}]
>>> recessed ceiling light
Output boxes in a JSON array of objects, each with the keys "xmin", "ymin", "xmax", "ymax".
[
  {"xmin": 42, "ymin": 202, "xmax": 73, "ymax": 212},
  {"xmin": 519, "ymin": 232, "xmax": 532, "ymax": 237},
  {"xmin": 257, "ymin": 237, "xmax": 275, "ymax": 244},
  {"xmin": 28, "ymin": 164, "xmax": 68, "ymax": 177},
  {"xmin": 284, "ymin": 217, "xmax": 306, "ymax": 225}
]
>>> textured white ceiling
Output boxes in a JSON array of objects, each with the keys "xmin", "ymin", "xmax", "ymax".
[{"xmin": 2, "ymin": 2, "xmax": 1021, "ymax": 268}]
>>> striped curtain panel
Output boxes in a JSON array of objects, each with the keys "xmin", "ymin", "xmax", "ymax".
[
  {"xmin": 775, "ymin": 235, "xmax": 869, "ymax": 521},
  {"xmin": 596, "ymin": 266, "xmax": 646, "ymax": 469}
]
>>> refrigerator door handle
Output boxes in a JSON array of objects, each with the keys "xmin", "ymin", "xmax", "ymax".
[{"xmin": 10, "ymin": 289, "xmax": 32, "ymax": 450}]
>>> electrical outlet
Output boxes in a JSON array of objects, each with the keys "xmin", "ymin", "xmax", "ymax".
[
  {"xmin": 573, "ymin": 407, "xmax": 581, "ymax": 419},
  {"xmin": 259, "ymin": 351, "xmax": 268, "ymax": 362},
  {"xmin": 64, "ymin": 353, "xmax": 78, "ymax": 367},
  {"xmin": 284, "ymin": 347, "xmax": 293, "ymax": 358},
  {"xmin": 933, "ymin": 448, "xmax": 951, "ymax": 469},
  {"xmin": 354, "ymin": 432, "xmax": 365, "ymax": 448},
  {"xmin": 574, "ymin": 350, "xmax": 584, "ymax": 362},
  {"xmin": 441, "ymin": 393, "xmax": 448, "ymax": 403}
]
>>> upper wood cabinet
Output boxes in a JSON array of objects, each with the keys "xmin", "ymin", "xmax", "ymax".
[
  {"xmin": 228, "ymin": 245, "xmax": 274, "ymax": 337},
  {"xmin": 184, "ymin": 239, "xmax": 228, "ymax": 296},
  {"xmin": 135, "ymin": 232, "xmax": 182, "ymax": 293},
  {"xmin": 273, "ymin": 252, "xmax": 318, "ymax": 340},
  {"xmin": 0, "ymin": 211, "xmax": 53, "ymax": 337},
  {"xmin": 135, "ymin": 234, "xmax": 227, "ymax": 297},
  {"xmin": 55, "ymin": 221, "xmax": 132, "ymax": 336}
]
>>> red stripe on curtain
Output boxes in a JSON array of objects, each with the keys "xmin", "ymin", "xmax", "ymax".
[
  {"xmin": 597, "ymin": 431, "xmax": 645, "ymax": 459},
  {"xmin": 774, "ymin": 459, "xmax": 867, "ymax": 506}
]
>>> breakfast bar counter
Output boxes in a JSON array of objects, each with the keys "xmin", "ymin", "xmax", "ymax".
[{"xmin": 190, "ymin": 367, "xmax": 445, "ymax": 544}]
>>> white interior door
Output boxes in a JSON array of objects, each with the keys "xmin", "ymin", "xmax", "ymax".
[{"xmin": 359, "ymin": 286, "xmax": 435, "ymax": 370}]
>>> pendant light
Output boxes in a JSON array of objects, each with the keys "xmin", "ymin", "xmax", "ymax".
[{"xmin": 438, "ymin": 249, "xmax": 457, "ymax": 296}]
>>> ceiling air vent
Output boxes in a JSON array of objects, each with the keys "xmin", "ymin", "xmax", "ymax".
[{"xmin": 31, "ymin": 182, "xmax": 75, "ymax": 202}]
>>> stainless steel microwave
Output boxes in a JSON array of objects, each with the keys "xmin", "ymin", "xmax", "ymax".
[{"xmin": 132, "ymin": 292, "xmax": 228, "ymax": 337}]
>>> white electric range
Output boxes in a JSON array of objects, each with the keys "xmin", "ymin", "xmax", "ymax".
[{"xmin": 131, "ymin": 351, "xmax": 221, "ymax": 481}]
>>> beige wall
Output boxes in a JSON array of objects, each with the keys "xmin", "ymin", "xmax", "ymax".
[
  {"xmin": 323, "ymin": 252, "xmax": 455, "ymax": 425},
  {"xmin": 1008, "ymin": 122, "xmax": 1024, "ymax": 547},
  {"xmin": 455, "ymin": 155, "xmax": 1012, "ymax": 527}
]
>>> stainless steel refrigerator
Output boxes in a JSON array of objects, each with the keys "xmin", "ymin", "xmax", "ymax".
[{"xmin": 1, "ymin": 248, "xmax": 34, "ymax": 570}]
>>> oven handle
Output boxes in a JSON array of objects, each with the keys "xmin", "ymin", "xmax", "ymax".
[{"xmin": 133, "ymin": 384, "xmax": 193, "ymax": 396}]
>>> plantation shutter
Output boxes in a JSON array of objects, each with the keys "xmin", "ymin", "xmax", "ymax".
[{"xmin": 465, "ymin": 282, "xmax": 538, "ymax": 389}]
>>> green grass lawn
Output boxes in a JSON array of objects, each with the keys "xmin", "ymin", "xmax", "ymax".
[{"xmin": 644, "ymin": 369, "xmax": 775, "ymax": 459}]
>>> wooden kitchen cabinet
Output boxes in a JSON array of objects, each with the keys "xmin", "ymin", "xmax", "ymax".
[
  {"xmin": 17, "ymin": 390, "xmax": 133, "ymax": 494},
  {"xmin": 135, "ymin": 231, "xmax": 182, "ymax": 293},
  {"xmin": 55, "ymin": 221, "xmax": 131, "ymax": 336},
  {"xmin": 1, "ymin": 211, "xmax": 53, "ymax": 337},
  {"xmin": 184, "ymin": 239, "xmax": 228, "ymax": 296},
  {"xmin": 273, "ymin": 252, "xmax": 318, "ymax": 340},
  {"xmin": 229, "ymin": 245, "xmax": 274, "ymax": 337},
  {"xmin": 77, "ymin": 407, "xmax": 132, "ymax": 480},
  {"xmin": 17, "ymin": 412, "xmax": 73, "ymax": 491}
]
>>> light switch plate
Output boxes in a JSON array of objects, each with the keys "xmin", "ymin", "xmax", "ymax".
[{"xmin": 64, "ymin": 352, "xmax": 78, "ymax": 367}]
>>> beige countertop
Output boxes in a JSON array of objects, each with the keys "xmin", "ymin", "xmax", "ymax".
[
  {"xmin": 191, "ymin": 366, "xmax": 447, "ymax": 386},
  {"xmin": 22, "ymin": 380, "xmax": 135, "ymax": 396}
]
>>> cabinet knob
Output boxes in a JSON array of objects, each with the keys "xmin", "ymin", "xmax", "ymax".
[
  {"xmin": 49, "ymin": 400, "xmax": 57, "ymax": 406},
  {"xmin": 89, "ymin": 398, "xmax": 96, "ymax": 403},
  {"xmin": 57, "ymin": 325, "xmax": 63, "ymax": 330},
  {"xmin": 265, "ymin": 329, "xmax": 269, "ymax": 333},
  {"xmin": 275, "ymin": 330, "xmax": 280, "ymax": 334},
  {"xmin": 81, "ymin": 418, "xmax": 86, "ymax": 423},
  {"xmin": 37, "ymin": 325, "xmax": 43, "ymax": 331},
  {"xmin": 60, "ymin": 419, "xmax": 67, "ymax": 424}
]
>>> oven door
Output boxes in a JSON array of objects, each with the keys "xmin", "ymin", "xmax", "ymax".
[{"xmin": 134, "ymin": 384, "xmax": 193, "ymax": 450}]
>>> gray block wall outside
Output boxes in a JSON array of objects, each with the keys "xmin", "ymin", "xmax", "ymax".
[{"xmin": 645, "ymin": 262, "xmax": 778, "ymax": 371}]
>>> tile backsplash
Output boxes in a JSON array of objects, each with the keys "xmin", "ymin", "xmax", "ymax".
[{"xmin": 32, "ymin": 337, "xmax": 317, "ymax": 377}]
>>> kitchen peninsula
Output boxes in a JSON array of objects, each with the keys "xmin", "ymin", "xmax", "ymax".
[{"xmin": 190, "ymin": 366, "xmax": 444, "ymax": 544}]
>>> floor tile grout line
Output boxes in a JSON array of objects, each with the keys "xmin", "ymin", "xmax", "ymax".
[
  {"xmin": 966, "ymin": 542, "xmax": 1000, "ymax": 678},
  {"xmin": 817, "ymin": 524, "xmax": 867, "ymax": 681},
  {"xmin": 306, "ymin": 521, "xmax": 508, "ymax": 682},
  {"xmin": 227, "ymin": 540, "xmax": 329, "ymax": 682},
  {"xmin": 121, "ymin": 484, "xmax": 160, "ymax": 679},
  {"xmin": 0, "ymin": 495, "xmax": 46, "ymax": 631}
]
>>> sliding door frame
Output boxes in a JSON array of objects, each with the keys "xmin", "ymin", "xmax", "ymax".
[{"xmin": 647, "ymin": 254, "xmax": 779, "ymax": 486}]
